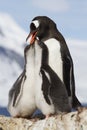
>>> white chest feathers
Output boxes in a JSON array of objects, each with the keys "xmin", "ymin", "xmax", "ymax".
[{"xmin": 45, "ymin": 38, "xmax": 63, "ymax": 81}]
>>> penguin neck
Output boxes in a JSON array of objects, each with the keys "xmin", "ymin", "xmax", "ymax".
[
  {"xmin": 40, "ymin": 29, "xmax": 58, "ymax": 43},
  {"xmin": 25, "ymin": 45, "xmax": 35, "ymax": 76},
  {"xmin": 34, "ymin": 40, "xmax": 49, "ymax": 73},
  {"xmin": 34, "ymin": 41, "xmax": 43, "ymax": 73},
  {"xmin": 25, "ymin": 43, "xmax": 42, "ymax": 77},
  {"xmin": 25, "ymin": 41, "xmax": 49, "ymax": 76}
]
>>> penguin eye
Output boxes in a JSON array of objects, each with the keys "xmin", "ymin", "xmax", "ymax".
[{"xmin": 30, "ymin": 23, "xmax": 36, "ymax": 31}]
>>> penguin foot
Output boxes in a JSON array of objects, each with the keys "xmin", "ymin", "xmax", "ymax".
[
  {"xmin": 45, "ymin": 115, "xmax": 50, "ymax": 119},
  {"xmin": 45, "ymin": 113, "xmax": 55, "ymax": 119}
]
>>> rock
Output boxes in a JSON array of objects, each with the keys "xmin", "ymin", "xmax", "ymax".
[{"xmin": 0, "ymin": 107, "xmax": 87, "ymax": 130}]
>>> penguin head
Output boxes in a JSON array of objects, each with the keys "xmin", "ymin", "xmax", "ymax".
[{"xmin": 26, "ymin": 16, "xmax": 57, "ymax": 44}]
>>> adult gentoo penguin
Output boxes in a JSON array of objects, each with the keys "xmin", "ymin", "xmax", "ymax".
[
  {"xmin": 8, "ymin": 44, "xmax": 37, "ymax": 118},
  {"xmin": 26, "ymin": 16, "xmax": 81, "ymax": 109}
]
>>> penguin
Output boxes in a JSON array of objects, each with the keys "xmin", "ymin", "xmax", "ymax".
[
  {"xmin": 38, "ymin": 41, "xmax": 71, "ymax": 116},
  {"xmin": 8, "ymin": 44, "xmax": 37, "ymax": 118},
  {"xmin": 26, "ymin": 16, "xmax": 82, "ymax": 109}
]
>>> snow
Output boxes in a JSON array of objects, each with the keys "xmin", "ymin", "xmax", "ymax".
[
  {"xmin": 0, "ymin": 13, "xmax": 27, "ymax": 106},
  {"xmin": 0, "ymin": 13, "xmax": 87, "ymax": 107},
  {"xmin": 0, "ymin": 13, "xmax": 27, "ymax": 55}
]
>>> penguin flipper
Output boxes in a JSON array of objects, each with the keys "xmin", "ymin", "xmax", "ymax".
[
  {"xmin": 63, "ymin": 54, "xmax": 82, "ymax": 108},
  {"xmin": 40, "ymin": 68, "xmax": 51, "ymax": 105},
  {"xmin": 41, "ymin": 65, "xmax": 71, "ymax": 112},
  {"xmin": 9, "ymin": 71, "xmax": 25, "ymax": 107}
]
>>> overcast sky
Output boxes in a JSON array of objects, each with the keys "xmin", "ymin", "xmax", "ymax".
[{"xmin": 0, "ymin": 0, "xmax": 87, "ymax": 40}]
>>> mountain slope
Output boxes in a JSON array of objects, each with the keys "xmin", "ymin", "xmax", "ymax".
[{"xmin": 0, "ymin": 13, "xmax": 27, "ymax": 106}]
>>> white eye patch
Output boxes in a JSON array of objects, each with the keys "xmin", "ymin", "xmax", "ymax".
[{"xmin": 32, "ymin": 20, "xmax": 39, "ymax": 28}]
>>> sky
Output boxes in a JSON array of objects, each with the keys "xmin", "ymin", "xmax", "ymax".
[
  {"xmin": 0, "ymin": 0, "xmax": 87, "ymax": 40},
  {"xmin": 0, "ymin": 0, "xmax": 87, "ymax": 108}
]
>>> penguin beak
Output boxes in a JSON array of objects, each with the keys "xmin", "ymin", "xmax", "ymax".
[{"xmin": 26, "ymin": 31, "xmax": 37, "ymax": 44}]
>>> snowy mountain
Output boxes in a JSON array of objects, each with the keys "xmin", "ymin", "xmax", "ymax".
[
  {"xmin": 0, "ymin": 13, "xmax": 27, "ymax": 106},
  {"xmin": 0, "ymin": 13, "xmax": 87, "ymax": 108}
]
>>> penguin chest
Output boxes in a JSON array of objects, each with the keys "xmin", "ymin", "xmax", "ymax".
[
  {"xmin": 17, "ymin": 46, "xmax": 36, "ymax": 116},
  {"xmin": 34, "ymin": 42, "xmax": 43, "ymax": 104},
  {"xmin": 35, "ymin": 73, "xmax": 55, "ymax": 115},
  {"xmin": 34, "ymin": 43, "xmax": 55, "ymax": 115},
  {"xmin": 45, "ymin": 38, "xmax": 63, "ymax": 81}
]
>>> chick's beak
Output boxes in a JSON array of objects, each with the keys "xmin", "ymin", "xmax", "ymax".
[{"xmin": 26, "ymin": 31, "xmax": 37, "ymax": 44}]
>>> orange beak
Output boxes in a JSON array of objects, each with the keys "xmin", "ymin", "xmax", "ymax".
[{"xmin": 26, "ymin": 31, "xmax": 37, "ymax": 44}]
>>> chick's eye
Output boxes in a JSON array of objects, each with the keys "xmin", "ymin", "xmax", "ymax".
[{"xmin": 30, "ymin": 23, "xmax": 36, "ymax": 30}]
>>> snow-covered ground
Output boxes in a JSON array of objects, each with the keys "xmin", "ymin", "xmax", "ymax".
[{"xmin": 0, "ymin": 13, "xmax": 87, "ymax": 108}]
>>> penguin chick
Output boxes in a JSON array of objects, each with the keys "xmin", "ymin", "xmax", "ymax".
[
  {"xmin": 8, "ymin": 45, "xmax": 36, "ymax": 118},
  {"xmin": 33, "ymin": 40, "xmax": 71, "ymax": 117},
  {"xmin": 40, "ymin": 64, "xmax": 71, "ymax": 116}
]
